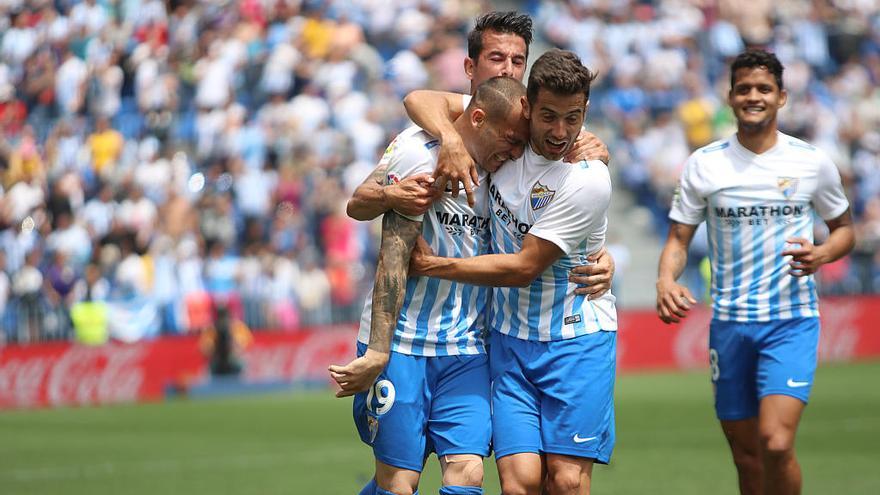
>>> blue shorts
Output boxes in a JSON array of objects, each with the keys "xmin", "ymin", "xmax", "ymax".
[
  {"xmin": 710, "ymin": 317, "xmax": 820, "ymax": 421},
  {"xmin": 352, "ymin": 343, "xmax": 491, "ymax": 472},
  {"xmin": 489, "ymin": 331, "xmax": 616, "ymax": 463}
]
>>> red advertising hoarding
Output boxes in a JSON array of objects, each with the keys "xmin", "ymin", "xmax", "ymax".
[
  {"xmin": 617, "ymin": 296, "xmax": 880, "ymax": 371},
  {"xmin": 0, "ymin": 325, "xmax": 357, "ymax": 409},
  {"xmin": 1, "ymin": 297, "xmax": 878, "ymax": 409}
]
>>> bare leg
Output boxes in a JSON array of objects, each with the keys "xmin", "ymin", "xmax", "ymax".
[
  {"xmin": 497, "ymin": 452, "xmax": 544, "ymax": 495},
  {"xmin": 759, "ymin": 395, "xmax": 805, "ymax": 495},
  {"xmin": 544, "ymin": 454, "xmax": 594, "ymax": 495},
  {"xmin": 720, "ymin": 418, "xmax": 763, "ymax": 495},
  {"xmin": 439, "ymin": 454, "xmax": 484, "ymax": 488},
  {"xmin": 375, "ymin": 460, "xmax": 421, "ymax": 495}
]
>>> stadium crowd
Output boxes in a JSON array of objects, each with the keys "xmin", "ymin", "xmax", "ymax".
[{"xmin": 0, "ymin": 0, "xmax": 878, "ymax": 344}]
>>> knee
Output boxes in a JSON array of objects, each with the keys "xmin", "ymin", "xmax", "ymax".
[
  {"xmin": 760, "ymin": 430, "xmax": 795, "ymax": 459},
  {"xmin": 375, "ymin": 470, "xmax": 418, "ymax": 495},
  {"xmin": 728, "ymin": 440, "xmax": 762, "ymax": 469},
  {"xmin": 499, "ymin": 471, "xmax": 542, "ymax": 495},
  {"xmin": 731, "ymin": 450, "xmax": 763, "ymax": 475},
  {"xmin": 442, "ymin": 455, "xmax": 484, "ymax": 487},
  {"xmin": 546, "ymin": 467, "xmax": 588, "ymax": 495}
]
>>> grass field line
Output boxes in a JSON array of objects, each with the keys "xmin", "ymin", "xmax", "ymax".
[{"xmin": 0, "ymin": 446, "xmax": 353, "ymax": 483}]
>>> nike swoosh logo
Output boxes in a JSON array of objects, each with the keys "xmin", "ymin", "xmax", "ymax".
[
  {"xmin": 787, "ymin": 378, "xmax": 810, "ymax": 388},
  {"xmin": 572, "ymin": 434, "xmax": 597, "ymax": 443}
]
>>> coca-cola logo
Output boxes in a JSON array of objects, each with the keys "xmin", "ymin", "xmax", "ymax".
[
  {"xmin": 0, "ymin": 356, "xmax": 53, "ymax": 406},
  {"xmin": 0, "ymin": 344, "xmax": 147, "ymax": 408},
  {"xmin": 242, "ymin": 331, "xmax": 356, "ymax": 383},
  {"xmin": 672, "ymin": 309, "xmax": 712, "ymax": 369},
  {"xmin": 47, "ymin": 345, "xmax": 146, "ymax": 405},
  {"xmin": 817, "ymin": 301, "xmax": 859, "ymax": 361}
]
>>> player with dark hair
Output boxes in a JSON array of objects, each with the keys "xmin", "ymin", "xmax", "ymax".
[
  {"xmin": 410, "ymin": 49, "xmax": 616, "ymax": 495},
  {"xmin": 656, "ymin": 49, "xmax": 855, "ymax": 495}
]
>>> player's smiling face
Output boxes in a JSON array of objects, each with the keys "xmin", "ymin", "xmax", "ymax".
[
  {"xmin": 526, "ymin": 88, "xmax": 587, "ymax": 161},
  {"xmin": 729, "ymin": 66, "xmax": 787, "ymax": 132},
  {"xmin": 466, "ymin": 30, "xmax": 528, "ymax": 88}
]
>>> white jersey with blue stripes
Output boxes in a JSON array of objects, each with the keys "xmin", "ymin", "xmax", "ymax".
[
  {"xmin": 487, "ymin": 145, "xmax": 617, "ymax": 341},
  {"xmin": 670, "ymin": 131, "xmax": 850, "ymax": 322},
  {"xmin": 357, "ymin": 126, "xmax": 491, "ymax": 356}
]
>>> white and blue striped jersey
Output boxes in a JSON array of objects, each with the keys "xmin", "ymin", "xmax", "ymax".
[
  {"xmin": 487, "ymin": 145, "xmax": 617, "ymax": 341},
  {"xmin": 670, "ymin": 131, "xmax": 850, "ymax": 322},
  {"xmin": 357, "ymin": 126, "xmax": 491, "ymax": 356}
]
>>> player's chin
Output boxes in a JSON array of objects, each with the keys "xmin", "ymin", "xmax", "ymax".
[{"xmin": 482, "ymin": 159, "xmax": 503, "ymax": 173}]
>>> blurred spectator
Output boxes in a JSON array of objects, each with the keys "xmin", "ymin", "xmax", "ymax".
[
  {"xmin": 1, "ymin": 1, "xmax": 878, "ymax": 345},
  {"xmin": 199, "ymin": 304, "xmax": 253, "ymax": 377},
  {"xmin": 87, "ymin": 116, "xmax": 123, "ymax": 179}
]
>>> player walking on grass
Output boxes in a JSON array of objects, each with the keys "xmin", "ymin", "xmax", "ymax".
[{"xmin": 655, "ymin": 49, "xmax": 855, "ymax": 495}]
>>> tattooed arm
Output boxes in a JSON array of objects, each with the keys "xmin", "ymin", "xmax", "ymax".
[
  {"xmin": 655, "ymin": 221, "xmax": 699, "ymax": 324},
  {"xmin": 347, "ymin": 162, "xmax": 438, "ymax": 221},
  {"xmin": 329, "ymin": 211, "xmax": 423, "ymax": 397}
]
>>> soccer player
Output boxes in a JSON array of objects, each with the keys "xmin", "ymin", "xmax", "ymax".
[
  {"xmin": 409, "ymin": 49, "xmax": 616, "ymax": 495},
  {"xmin": 655, "ymin": 49, "xmax": 855, "ymax": 495},
  {"xmin": 346, "ymin": 11, "xmax": 614, "ymax": 299},
  {"xmin": 330, "ymin": 76, "xmax": 530, "ymax": 495}
]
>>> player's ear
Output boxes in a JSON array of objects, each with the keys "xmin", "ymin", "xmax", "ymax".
[
  {"xmin": 521, "ymin": 96, "xmax": 530, "ymax": 120},
  {"xmin": 464, "ymin": 57, "xmax": 475, "ymax": 80},
  {"xmin": 471, "ymin": 108, "xmax": 486, "ymax": 128},
  {"xmin": 778, "ymin": 88, "xmax": 788, "ymax": 109}
]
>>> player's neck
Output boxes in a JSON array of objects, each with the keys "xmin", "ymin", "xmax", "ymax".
[
  {"xmin": 735, "ymin": 125, "xmax": 779, "ymax": 155},
  {"xmin": 453, "ymin": 116, "xmax": 477, "ymax": 159}
]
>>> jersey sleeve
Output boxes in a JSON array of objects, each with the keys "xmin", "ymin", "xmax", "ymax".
[
  {"xmin": 382, "ymin": 134, "xmax": 436, "ymax": 222},
  {"xmin": 812, "ymin": 153, "xmax": 850, "ymax": 221},
  {"xmin": 668, "ymin": 153, "xmax": 706, "ymax": 225},
  {"xmin": 528, "ymin": 161, "xmax": 611, "ymax": 254}
]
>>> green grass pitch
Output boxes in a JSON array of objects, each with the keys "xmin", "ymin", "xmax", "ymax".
[{"xmin": 2, "ymin": 361, "xmax": 878, "ymax": 494}]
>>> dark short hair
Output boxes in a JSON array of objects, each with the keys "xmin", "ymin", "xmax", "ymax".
[
  {"xmin": 526, "ymin": 49, "xmax": 596, "ymax": 105},
  {"xmin": 467, "ymin": 11, "xmax": 533, "ymax": 60},
  {"xmin": 730, "ymin": 49, "xmax": 784, "ymax": 90},
  {"xmin": 468, "ymin": 76, "xmax": 526, "ymax": 123}
]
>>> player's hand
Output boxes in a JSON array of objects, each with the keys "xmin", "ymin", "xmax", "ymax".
[
  {"xmin": 655, "ymin": 278, "xmax": 697, "ymax": 324},
  {"xmin": 408, "ymin": 236, "xmax": 435, "ymax": 276},
  {"xmin": 328, "ymin": 349, "xmax": 390, "ymax": 398},
  {"xmin": 433, "ymin": 133, "xmax": 479, "ymax": 207},
  {"xmin": 571, "ymin": 247, "xmax": 614, "ymax": 299},
  {"xmin": 387, "ymin": 173, "xmax": 439, "ymax": 217},
  {"xmin": 782, "ymin": 237, "xmax": 828, "ymax": 277},
  {"xmin": 564, "ymin": 129, "xmax": 610, "ymax": 165}
]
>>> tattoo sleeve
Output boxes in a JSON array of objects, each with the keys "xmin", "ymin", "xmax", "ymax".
[
  {"xmin": 347, "ymin": 163, "xmax": 391, "ymax": 221},
  {"xmin": 368, "ymin": 211, "xmax": 423, "ymax": 353},
  {"xmin": 368, "ymin": 162, "xmax": 388, "ymax": 186}
]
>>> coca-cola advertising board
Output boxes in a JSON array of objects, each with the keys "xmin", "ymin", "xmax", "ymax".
[
  {"xmin": 0, "ymin": 326, "xmax": 358, "ymax": 409},
  {"xmin": 1, "ymin": 297, "xmax": 878, "ymax": 409},
  {"xmin": 617, "ymin": 296, "xmax": 880, "ymax": 371}
]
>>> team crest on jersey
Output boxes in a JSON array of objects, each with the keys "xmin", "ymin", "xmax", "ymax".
[
  {"xmin": 367, "ymin": 416, "xmax": 379, "ymax": 443},
  {"xmin": 530, "ymin": 181, "xmax": 555, "ymax": 210},
  {"xmin": 777, "ymin": 177, "xmax": 799, "ymax": 199}
]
